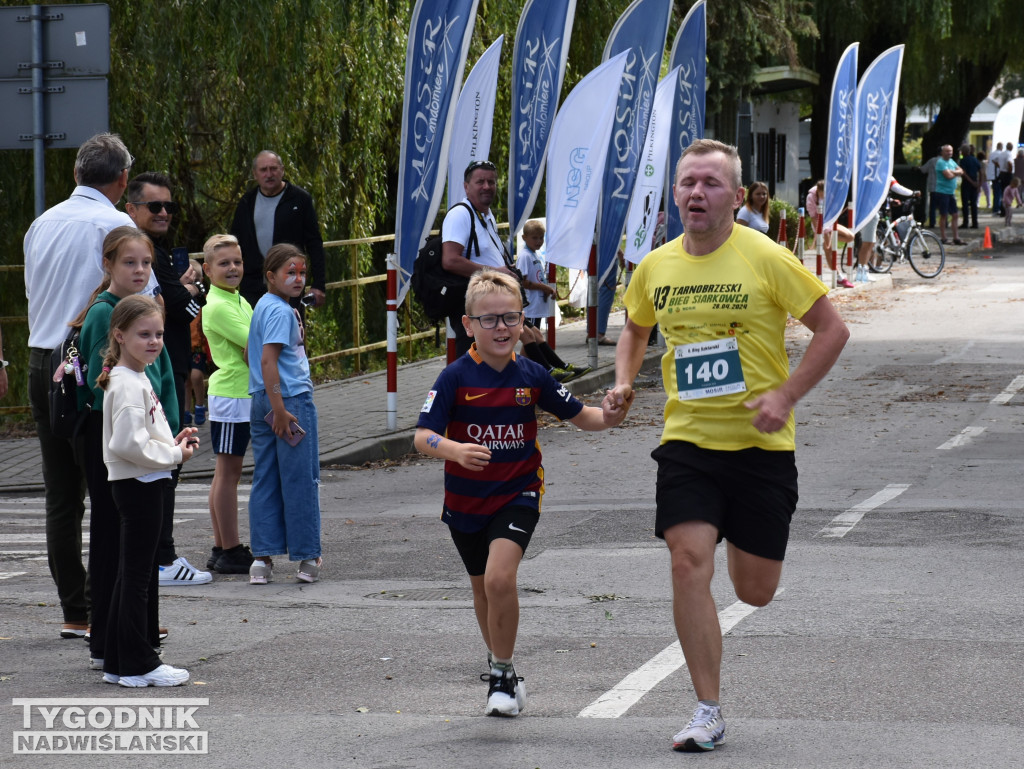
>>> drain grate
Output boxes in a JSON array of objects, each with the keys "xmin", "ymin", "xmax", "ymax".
[{"xmin": 369, "ymin": 588, "xmax": 473, "ymax": 601}]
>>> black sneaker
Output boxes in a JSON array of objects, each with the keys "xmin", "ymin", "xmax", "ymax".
[
  {"xmin": 214, "ymin": 544, "xmax": 255, "ymax": 574},
  {"xmin": 206, "ymin": 547, "xmax": 223, "ymax": 571},
  {"xmin": 481, "ymin": 666, "xmax": 525, "ymax": 717}
]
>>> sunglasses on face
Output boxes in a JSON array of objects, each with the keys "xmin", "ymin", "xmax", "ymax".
[{"xmin": 132, "ymin": 200, "xmax": 180, "ymax": 215}]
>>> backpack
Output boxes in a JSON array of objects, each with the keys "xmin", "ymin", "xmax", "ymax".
[
  {"xmin": 411, "ymin": 202, "xmax": 478, "ymax": 322},
  {"xmin": 49, "ymin": 297, "xmax": 116, "ymax": 439}
]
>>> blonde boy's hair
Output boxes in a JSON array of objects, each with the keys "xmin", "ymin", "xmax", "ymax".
[
  {"xmin": 203, "ymin": 233, "xmax": 240, "ymax": 260},
  {"xmin": 523, "ymin": 219, "xmax": 545, "ymax": 239},
  {"xmin": 464, "ymin": 270, "xmax": 522, "ymax": 315}
]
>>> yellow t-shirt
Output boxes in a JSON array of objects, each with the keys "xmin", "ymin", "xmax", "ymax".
[{"xmin": 625, "ymin": 225, "xmax": 827, "ymax": 451}]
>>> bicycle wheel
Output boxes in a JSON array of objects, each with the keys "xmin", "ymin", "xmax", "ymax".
[
  {"xmin": 906, "ymin": 229, "xmax": 945, "ymax": 278},
  {"xmin": 872, "ymin": 222, "xmax": 895, "ymax": 274}
]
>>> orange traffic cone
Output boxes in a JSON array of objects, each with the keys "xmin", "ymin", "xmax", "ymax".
[{"xmin": 983, "ymin": 226, "xmax": 993, "ymax": 258}]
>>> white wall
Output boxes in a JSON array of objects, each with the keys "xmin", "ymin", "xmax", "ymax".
[{"xmin": 752, "ymin": 100, "xmax": 802, "ymax": 206}]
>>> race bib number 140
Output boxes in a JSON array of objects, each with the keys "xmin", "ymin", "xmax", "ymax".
[{"xmin": 674, "ymin": 337, "xmax": 747, "ymax": 401}]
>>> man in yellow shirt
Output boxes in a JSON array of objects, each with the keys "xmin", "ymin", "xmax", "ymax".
[{"xmin": 610, "ymin": 139, "xmax": 849, "ymax": 752}]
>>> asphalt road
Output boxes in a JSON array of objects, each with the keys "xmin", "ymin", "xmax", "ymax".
[{"xmin": 2, "ymin": 245, "xmax": 1023, "ymax": 768}]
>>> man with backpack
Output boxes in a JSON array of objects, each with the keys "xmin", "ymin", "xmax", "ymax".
[{"xmin": 441, "ymin": 160, "xmax": 519, "ymax": 356}]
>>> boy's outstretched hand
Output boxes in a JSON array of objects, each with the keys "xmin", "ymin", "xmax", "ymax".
[
  {"xmin": 451, "ymin": 441, "xmax": 492, "ymax": 471},
  {"xmin": 601, "ymin": 386, "xmax": 634, "ymax": 427}
]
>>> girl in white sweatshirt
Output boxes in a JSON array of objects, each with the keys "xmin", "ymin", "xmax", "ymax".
[{"xmin": 97, "ymin": 295, "xmax": 198, "ymax": 687}]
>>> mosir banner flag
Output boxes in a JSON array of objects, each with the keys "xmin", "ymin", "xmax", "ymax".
[
  {"xmin": 665, "ymin": 0, "xmax": 706, "ymax": 243},
  {"xmin": 853, "ymin": 45, "xmax": 905, "ymax": 235},
  {"xmin": 823, "ymin": 43, "xmax": 858, "ymax": 231},
  {"xmin": 507, "ymin": 0, "xmax": 577, "ymax": 242},
  {"xmin": 623, "ymin": 68, "xmax": 678, "ymax": 265},
  {"xmin": 395, "ymin": 0, "xmax": 480, "ymax": 304},
  {"xmin": 448, "ymin": 35, "xmax": 503, "ymax": 210},
  {"xmin": 544, "ymin": 51, "xmax": 630, "ymax": 272},
  {"xmin": 596, "ymin": 0, "xmax": 672, "ymax": 283}
]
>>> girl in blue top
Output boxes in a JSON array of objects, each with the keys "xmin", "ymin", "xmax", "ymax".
[{"xmin": 246, "ymin": 244, "xmax": 322, "ymax": 585}]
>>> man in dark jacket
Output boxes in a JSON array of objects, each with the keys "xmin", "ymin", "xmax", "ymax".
[
  {"xmin": 229, "ymin": 151, "xmax": 326, "ymax": 309},
  {"xmin": 127, "ymin": 172, "xmax": 213, "ymax": 587}
]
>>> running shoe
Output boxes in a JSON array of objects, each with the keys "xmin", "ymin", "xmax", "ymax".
[
  {"xmin": 193, "ymin": 405, "xmax": 207, "ymax": 425},
  {"xmin": 673, "ymin": 702, "xmax": 725, "ymax": 752},
  {"xmin": 481, "ymin": 665, "xmax": 525, "ymax": 717},
  {"xmin": 567, "ymin": 363, "xmax": 593, "ymax": 378},
  {"xmin": 60, "ymin": 623, "xmax": 88, "ymax": 639},
  {"xmin": 206, "ymin": 546, "xmax": 223, "ymax": 570}
]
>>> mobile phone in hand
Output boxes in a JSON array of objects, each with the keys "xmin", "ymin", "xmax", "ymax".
[{"xmin": 264, "ymin": 411, "xmax": 306, "ymax": 446}]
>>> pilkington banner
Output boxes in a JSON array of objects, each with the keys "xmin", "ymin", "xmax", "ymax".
[
  {"xmin": 395, "ymin": 0, "xmax": 480, "ymax": 303},
  {"xmin": 448, "ymin": 35, "xmax": 503, "ymax": 210},
  {"xmin": 664, "ymin": 0, "xmax": 706, "ymax": 243},
  {"xmin": 595, "ymin": 0, "xmax": 672, "ymax": 285},
  {"xmin": 507, "ymin": 0, "xmax": 577, "ymax": 244}
]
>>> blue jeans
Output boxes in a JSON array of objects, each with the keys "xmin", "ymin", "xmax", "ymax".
[{"xmin": 248, "ymin": 389, "xmax": 321, "ymax": 561}]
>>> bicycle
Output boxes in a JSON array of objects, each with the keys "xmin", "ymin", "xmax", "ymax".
[{"xmin": 872, "ymin": 197, "xmax": 945, "ymax": 278}]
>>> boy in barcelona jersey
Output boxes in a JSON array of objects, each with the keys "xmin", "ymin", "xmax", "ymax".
[{"xmin": 415, "ymin": 270, "xmax": 631, "ymax": 717}]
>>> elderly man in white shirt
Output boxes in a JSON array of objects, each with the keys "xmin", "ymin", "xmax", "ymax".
[{"xmin": 23, "ymin": 133, "xmax": 137, "ymax": 639}]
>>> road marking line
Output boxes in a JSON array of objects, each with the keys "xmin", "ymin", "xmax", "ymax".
[
  {"xmin": 819, "ymin": 484, "xmax": 910, "ymax": 539},
  {"xmin": 0, "ymin": 572, "xmax": 27, "ymax": 580},
  {"xmin": 577, "ymin": 595, "xmax": 777, "ymax": 719},
  {"xmin": 0, "ymin": 533, "xmax": 89, "ymax": 544},
  {"xmin": 937, "ymin": 425, "xmax": 986, "ymax": 450},
  {"xmin": 979, "ymin": 283, "xmax": 1024, "ymax": 292},
  {"xmin": 991, "ymin": 374, "xmax": 1024, "ymax": 405},
  {"xmin": 902, "ymin": 286, "xmax": 942, "ymax": 294},
  {"xmin": 932, "ymin": 340, "xmax": 975, "ymax": 365}
]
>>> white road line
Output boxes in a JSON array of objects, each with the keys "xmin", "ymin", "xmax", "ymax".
[
  {"xmin": 0, "ymin": 572, "xmax": 27, "ymax": 580},
  {"xmin": 819, "ymin": 484, "xmax": 910, "ymax": 539},
  {"xmin": 979, "ymin": 283, "xmax": 1024, "ymax": 292},
  {"xmin": 937, "ymin": 425, "xmax": 986, "ymax": 450},
  {"xmin": 902, "ymin": 286, "xmax": 942, "ymax": 294},
  {"xmin": 0, "ymin": 534, "xmax": 89, "ymax": 544},
  {"xmin": 577, "ymin": 596, "xmax": 775, "ymax": 719},
  {"xmin": 991, "ymin": 374, "xmax": 1024, "ymax": 405},
  {"xmin": 932, "ymin": 340, "xmax": 975, "ymax": 366}
]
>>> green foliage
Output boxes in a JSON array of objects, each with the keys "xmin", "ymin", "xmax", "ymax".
[{"xmin": 903, "ymin": 136, "xmax": 923, "ymax": 167}]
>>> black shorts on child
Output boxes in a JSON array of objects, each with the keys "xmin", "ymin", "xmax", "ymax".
[
  {"xmin": 210, "ymin": 420, "xmax": 251, "ymax": 457},
  {"xmin": 652, "ymin": 440, "xmax": 798, "ymax": 561},
  {"xmin": 448, "ymin": 505, "xmax": 540, "ymax": 576}
]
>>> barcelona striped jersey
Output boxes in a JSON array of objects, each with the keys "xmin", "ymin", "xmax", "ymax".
[{"xmin": 417, "ymin": 347, "xmax": 584, "ymax": 532}]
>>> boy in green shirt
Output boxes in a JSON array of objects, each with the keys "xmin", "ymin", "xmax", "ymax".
[{"xmin": 201, "ymin": 234, "xmax": 255, "ymax": 574}]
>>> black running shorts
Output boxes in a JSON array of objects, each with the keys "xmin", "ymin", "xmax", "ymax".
[
  {"xmin": 448, "ymin": 505, "xmax": 540, "ymax": 577},
  {"xmin": 652, "ymin": 441, "xmax": 798, "ymax": 561}
]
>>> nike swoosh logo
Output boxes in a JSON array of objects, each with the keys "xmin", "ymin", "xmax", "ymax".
[
  {"xmin": 465, "ymin": 393, "xmax": 487, "ymax": 401},
  {"xmin": 508, "ymin": 523, "xmax": 527, "ymax": 533}
]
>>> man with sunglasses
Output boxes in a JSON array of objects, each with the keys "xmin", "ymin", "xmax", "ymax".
[
  {"xmin": 126, "ymin": 172, "xmax": 213, "ymax": 588},
  {"xmin": 24, "ymin": 133, "xmax": 137, "ymax": 639},
  {"xmin": 442, "ymin": 160, "xmax": 520, "ymax": 356},
  {"xmin": 230, "ymin": 151, "xmax": 326, "ymax": 311}
]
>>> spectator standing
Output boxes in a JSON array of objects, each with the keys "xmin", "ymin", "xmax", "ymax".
[
  {"xmin": 958, "ymin": 145, "xmax": 981, "ymax": 230},
  {"xmin": 441, "ymin": 160, "xmax": 518, "ymax": 357},
  {"xmin": 935, "ymin": 144, "xmax": 965, "ymax": 245},
  {"xmin": 201, "ymin": 234, "xmax": 256, "ymax": 575},
  {"xmin": 23, "ymin": 133, "xmax": 135, "ymax": 639},
  {"xmin": 230, "ymin": 151, "xmax": 326, "ymax": 311},
  {"xmin": 1003, "ymin": 177, "xmax": 1022, "ymax": 227},
  {"xmin": 126, "ymin": 172, "xmax": 212, "ymax": 587},
  {"xmin": 735, "ymin": 181, "xmax": 771, "ymax": 234},
  {"xmin": 995, "ymin": 143, "xmax": 1014, "ymax": 216},
  {"xmin": 978, "ymin": 150, "xmax": 991, "ymax": 211},
  {"xmin": 919, "ymin": 147, "xmax": 941, "ymax": 227}
]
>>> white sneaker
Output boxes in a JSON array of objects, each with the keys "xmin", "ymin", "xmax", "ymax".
[
  {"xmin": 482, "ymin": 666, "xmax": 525, "ymax": 717},
  {"xmin": 102, "ymin": 672, "xmax": 119, "ymax": 685},
  {"xmin": 118, "ymin": 664, "xmax": 189, "ymax": 688},
  {"xmin": 673, "ymin": 702, "xmax": 725, "ymax": 752},
  {"xmin": 159, "ymin": 557, "xmax": 213, "ymax": 586}
]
